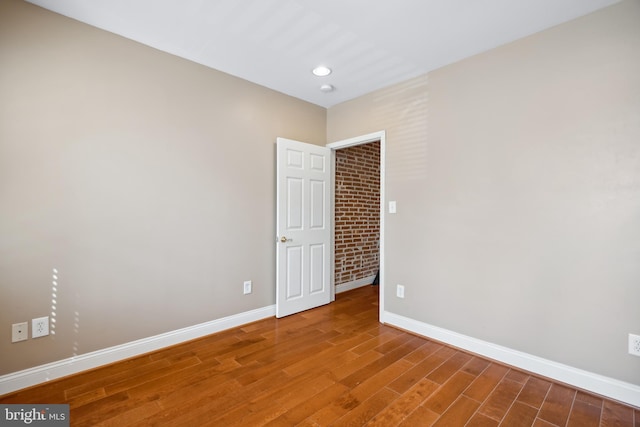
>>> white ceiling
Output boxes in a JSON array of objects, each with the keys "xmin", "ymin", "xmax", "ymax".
[{"xmin": 27, "ymin": 0, "xmax": 621, "ymax": 108}]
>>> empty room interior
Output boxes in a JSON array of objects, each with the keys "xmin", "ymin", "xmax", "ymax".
[{"xmin": 1, "ymin": 0, "xmax": 639, "ymax": 425}]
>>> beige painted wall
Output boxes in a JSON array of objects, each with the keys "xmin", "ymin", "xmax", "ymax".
[
  {"xmin": 328, "ymin": 0, "xmax": 640, "ymax": 385},
  {"xmin": 0, "ymin": 0, "xmax": 325, "ymax": 375}
]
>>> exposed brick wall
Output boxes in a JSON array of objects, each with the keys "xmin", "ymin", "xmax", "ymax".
[{"xmin": 335, "ymin": 141, "xmax": 380, "ymax": 286}]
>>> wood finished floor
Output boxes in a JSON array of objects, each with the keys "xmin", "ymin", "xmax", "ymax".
[{"xmin": 1, "ymin": 286, "xmax": 638, "ymax": 426}]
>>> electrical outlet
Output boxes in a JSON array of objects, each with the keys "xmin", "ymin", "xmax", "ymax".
[
  {"xmin": 243, "ymin": 280, "xmax": 252, "ymax": 295},
  {"xmin": 396, "ymin": 284, "xmax": 405, "ymax": 299},
  {"xmin": 629, "ymin": 334, "xmax": 640, "ymax": 357},
  {"xmin": 32, "ymin": 316, "xmax": 49, "ymax": 338},
  {"xmin": 12, "ymin": 322, "xmax": 28, "ymax": 343}
]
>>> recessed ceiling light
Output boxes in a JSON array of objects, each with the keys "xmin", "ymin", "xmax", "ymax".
[
  {"xmin": 312, "ymin": 66, "xmax": 332, "ymax": 77},
  {"xmin": 320, "ymin": 84, "xmax": 334, "ymax": 92}
]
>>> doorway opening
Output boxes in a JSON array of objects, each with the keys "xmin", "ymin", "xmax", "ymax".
[
  {"xmin": 328, "ymin": 131, "xmax": 386, "ymax": 318},
  {"xmin": 334, "ymin": 141, "xmax": 380, "ymax": 292}
]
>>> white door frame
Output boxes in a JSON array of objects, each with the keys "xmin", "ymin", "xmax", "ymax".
[{"xmin": 327, "ymin": 131, "xmax": 386, "ymax": 321}]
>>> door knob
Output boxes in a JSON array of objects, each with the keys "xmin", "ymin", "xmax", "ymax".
[{"xmin": 280, "ymin": 236, "xmax": 289, "ymax": 243}]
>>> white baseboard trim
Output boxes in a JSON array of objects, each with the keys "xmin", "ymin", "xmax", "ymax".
[
  {"xmin": 381, "ymin": 311, "xmax": 640, "ymax": 408},
  {"xmin": 0, "ymin": 305, "xmax": 276, "ymax": 396},
  {"xmin": 336, "ymin": 275, "xmax": 376, "ymax": 294}
]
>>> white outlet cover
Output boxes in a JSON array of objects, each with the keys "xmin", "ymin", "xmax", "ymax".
[
  {"xmin": 629, "ymin": 333, "xmax": 640, "ymax": 357},
  {"xmin": 32, "ymin": 316, "xmax": 49, "ymax": 338}
]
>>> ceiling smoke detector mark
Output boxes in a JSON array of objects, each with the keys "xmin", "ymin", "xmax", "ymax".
[{"xmin": 320, "ymin": 84, "xmax": 334, "ymax": 93}]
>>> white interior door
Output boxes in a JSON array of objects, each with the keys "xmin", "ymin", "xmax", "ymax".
[{"xmin": 276, "ymin": 137, "xmax": 331, "ymax": 318}]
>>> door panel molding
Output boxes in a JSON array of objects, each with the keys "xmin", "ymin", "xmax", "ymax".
[{"xmin": 276, "ymin": 137, "xmax": 332, "ymax": 317}]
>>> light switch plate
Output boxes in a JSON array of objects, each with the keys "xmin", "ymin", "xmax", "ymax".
[
  {"xmin": 389, "ymin": 201, "xmax": 397, "ymax": 214},
  {"xmin": 243, "ymin": 280, "xmax": 252, "ymax": 295}
]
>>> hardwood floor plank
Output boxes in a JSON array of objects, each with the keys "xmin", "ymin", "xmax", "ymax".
[
  {"xmin": 282, "ymin": 332, "xmax": 375, "ymax": 377},
  {"xmin": 350, "ymin": 359, "xmax": 415, "ymax": 402},
  {"xmin": 426, "ymin": 351, "xmax": 473, "ymax": 384},
  {"xmin": 601, "ymin": 399, "xmax": 634, "ymax": 427},
  {"xmin": 387, "ymin": 346, "xmax": 457, "ymax": 394},
  {"xmin": 462, "ymin": 357, "xmax": 492, "ymax": 377},
  {"xmin": 234, "ymin": 329, "xmax": 334, "ymax": 367},
  {"xmin": 466, "ymin": 413, "xmax": 500, "ymax": 427},
  {"xmin": 211, "ymin": 372, "xmax": 336, "ymax": 426},
  {"xmin": 366, "ymin": 378, "xmax": 439, "ymax": 426},
  {"xmin": 195, "ymin": 334, "xmax": 267, "ymax": 362},
  {"xmin": 0, "ymin": 387, "xmax": 63, "ymax": 405},
  {"xmin": 517, "ymin": 376, "xmax": 553, "ymax": 409},
  {"xmin": 63, "ymin": 355, "xmax": 160, "ymax": 392},
  {"xmin": 505, "ymin": 368, "xmax": 530, "ymax": 384},
  {"xmin": 155, "ymin": 370, "xmax": 293, "ymax": 425},
  {"xmin": 538, "ymin": 383, "xmax": 577, "ymax": 426},
  {"xmin": 306, "ymin": 359, "xmax": 414, "ymax": 425},
  {"xmin": 93, "ymin": 401, "xmax": 163, "ymax": 427},
  {"xmin": 350, "ymin": 329, "xmax": 404, "ymax": 355},
  {"xmin": 305, "ymin": 393, "xmax": 360, "ymax": 426},
  {"xmin": 125, "ymin": 357, "xmax": 244, "ymax": 402},
  {"xmin": 265, "ymin": 382, "xmax": 351, "ymax": 426},
  {"xmin": 476, "ymin": 377, "xmax": 526, "ymax": 422},
  {"xmin": 403, "ymin": 340, "xmax": 444, "ymax": 365},
  {"xmin": 397, "ymin": 405, "xmax": 440, "ymax": 427},
  {"xmin": 147, "ymin": 332, "xmax": 240, "ymax": 361},
  {"xmin": 501, "ymin": 401, "xmax": 540, "ymax": 426},
  {"xmin": 152, "ymin": 375, "xmax": 243, "ymax": 414},
  {"xmin": 103, "ymin": 356, "xmax": 202, "ymax": 396},
  {"xmin": 532, "ymin": 419, "xmax": 558, "ymax": 427},
  {"xmin": 463, "ymin": 362, "xmax": 510, "ymax": 402},
  {"xmin": 340, "ymin": 336, "xmax": 424, "ymax": 389},
  {"xmin": 423, "ymin": 371, "xmax": 476, "ymax": 414},
  {"xmin": 567, "ymin": 392, "xmax": 604, "ymax": 427},
  {"xmin": 235, "ymin": 375, "xmax": 336, "ymax": 426},
  {"xmin": 66, "ymin": 387, "xmax": 107, "ymax": 408},
  {"xmin": 330, "ymin": 350, "xmax": 385, "ymax": 380},
  {"xmin": 432, "ymin": 395, "xmax": 481, "ymax": 426},
  {"xmin": 331, "ymin": 387, "xmax": 399, "ymax": 426},
  {"xmin": 71, "ymin": 391, "xmax": 133, "ymax": 427},
  {"xmin": 1, "ymin": 286, "xmax": 637, "ymax": 427}
]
